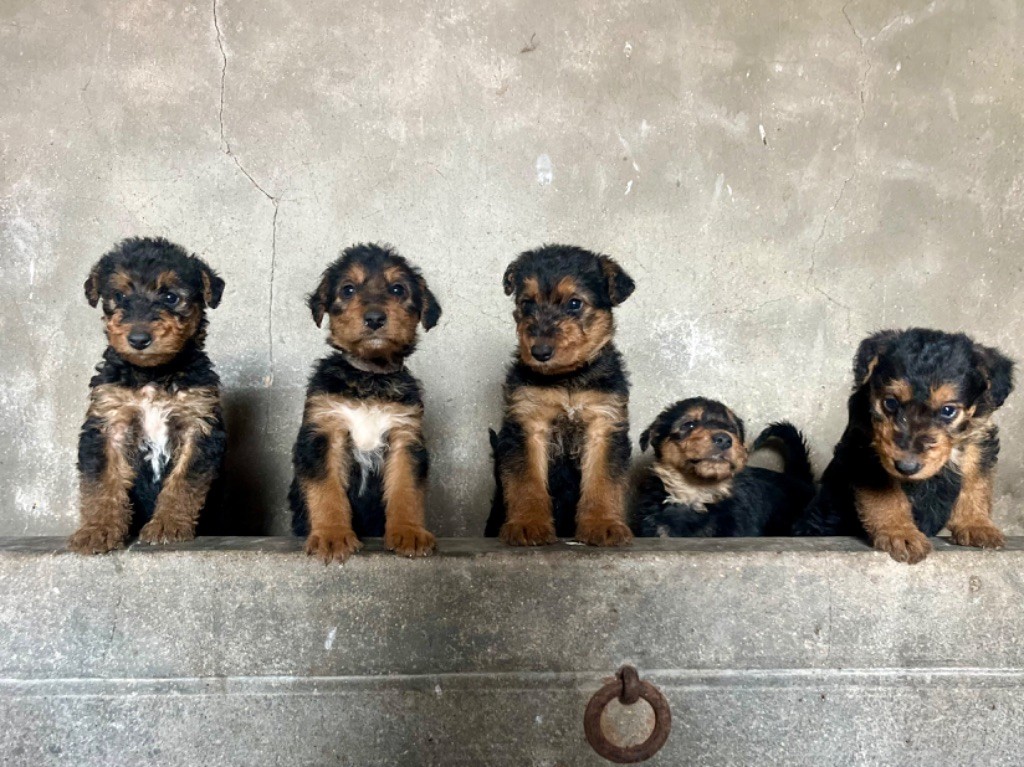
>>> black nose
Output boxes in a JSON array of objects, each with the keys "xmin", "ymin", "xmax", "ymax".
[
  {"xmin": 895, "ymin": 458, "xmax": 923, "ymax": 476},
  {"xmin": 363, "ymin": 310, "xmax": 387, "ymax": 330},
  {"xmin": 127, "ymin": 331, "xmax": 152, "ymax": 350},
  {"xmin": 711, "ymin": 432, "xmax": 733, "ymax": 450},
  {"xmin": 530, "ymin": 344, "xmax": 554, "ymax": 362}
]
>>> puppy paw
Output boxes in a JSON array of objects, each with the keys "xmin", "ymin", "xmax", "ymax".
[
  {"xmin": 305, "ymin": 528, "xmax": 362, "ymax": 563},
  {"xmin": 499, "ymin": 519, "xmax": 557, "ymax": 546},
  {"xmin": 576, "ymin": 518, "xmax": 633, "ymax": 547},
  {"xmin": 68, "ymin": 525, "xmax": 125, "ymax": 555},
  {"xmin": 950, "ymin": 523, "xmax": 1005, "ymax": 550},
  {"xmin": 385, "ymin": 526, "xmax": 436, "ymax": 557},
  {"xmin": 139, "ymin": 517, "xmax": 196, "ymax": 545},
  {"xmin": 873, "ymin": 527, "xmax": 932, "ymax": 564}
]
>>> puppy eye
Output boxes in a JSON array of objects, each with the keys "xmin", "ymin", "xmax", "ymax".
[
  {"xmin": 341, "ymin": 284, "xmax": 356, "ymax": 298},
  {"xmin": 160, "ymin": 292, "xmax": 179, "ymax": 306},
  {"xmin": 680, "ymin": 421, "xmax": 697, "ymax": 432},
  {"xmin": 114, "ymin": 291, "xmax": 125, "ymax": 303},
  {"xmin": 566, "ymin": 297, "xmax": 583, "ymax": 314},
  {"xmin": 388, "ymin": 283, "xmax": 406, "ymax": 297},
  {"xmin": 939, "ymin": 404, "xmax": 960, "ymax": 421},
  {"xmin": 882, "ymin": 397, "xmax": 900, "ymax": 414}
]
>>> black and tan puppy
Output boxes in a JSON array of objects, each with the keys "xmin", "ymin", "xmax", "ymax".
[
  {"xmin": 633, "ymin": 398, "xmax": 814, "ymax": 537},
  {"xmin": 486, "ymin": 244, "xmax": 635, "ymax": 546},
  {"xmin": 795, "ymin": 328, "xmax": 1015, "ymax": 564},
  {"xmin": 70, "ymin": 237, "xmax": 226, "ymax": 554},
  {"xmin": 289, "ymin": 243, "xmax": 441, "ymax": 562}
]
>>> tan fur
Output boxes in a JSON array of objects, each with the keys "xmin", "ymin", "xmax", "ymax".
[
  {"xmin": 855, "ymin": 485, "xmax": 933, "ymax": 564},
  {"xmin": 382, "ymin": 420, "xmax": 435, "ymax": 556},
  {"xmin": 947, "ymin": 438, "xmax": 1004, "ymax": 549},
  {"xmin": 300, "ymin": 400, "xmax": 359, "ymax": 563}
]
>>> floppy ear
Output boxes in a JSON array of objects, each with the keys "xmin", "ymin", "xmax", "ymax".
[
  {"xmin": 197, "ymin": 260, "xmax": 225, "ymax": 309},
  {"xmin": 418, "ymin": 278, "xmax": 442, "ymax": 331},
  {"xmin": 308, "ymin": 272, "xmax": 333, "ymax": 328},
  {"xmin": 502, "ymin": 259, "xmax": 519, "ymax": 297},
  {"xmin": 84, "ymin": 264, "xmax": 103, "ymax": 308},
  {"xmin": 639, "ymin": 423, "xmax": 655, "ymax": 453},
  {"xmin": 973, "ymin": 343, "xmax": 1015, "ymax": 412},
  {"xmin": 733, "ymin": 415, "xmax": 747, "ymax": 444},
  {"xmin": 853, "ymin": 330, "xmax": 898, "ymax": 387},
  {"xmin": 598, "ymin": 255, "xmax": 635, "ymax": 306}
]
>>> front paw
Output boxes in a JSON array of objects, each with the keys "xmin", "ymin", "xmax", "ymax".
[
  {"xmin": 139, "ymin": 517, "xmax": 196, "ymax": 545},
  {"xmin": 950, "ymin": 523, "xmax": 1005, "ymax": 550},
  {"xmin": 305, "ymin": 527, "xmax": 362, "ymax": 563},
  {"xmin": 68, "ymin": 525, "xmax": 126, "ymax": 555},
  {"xmin": 499, "ymin": 518, "xmax": 557, "ymax": 546},
  {"xmin": 873, "ymin": 527, "xmax": 932, "ymax": 564},
  {"xmin": 385, "ymin": 526, "xmax": 436, "ymax": 557},
  {"xmin": 576, "ymin": 518, "xmax": 633, "ymax": 547}
]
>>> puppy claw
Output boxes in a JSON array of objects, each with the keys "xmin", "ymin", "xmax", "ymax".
[
  {"xmin": 68, "ymin": 525, "xmax": 126, "ymax": 555},
  {"xmin": 499, "ymin": 519, "xmax": 557, "ymax": 546},
  {"xmin": 874, "ymin": 528, "xmax": 932, "ymax": 565},
  {"xmin": 385, "ymin": 526, "xmax": 436, "ymax": 557},
  {"xmin": 139, "ymin": 518, "xmax": 196, "ymax": 545},
  {"xmin": 305, "ymin": 528, "xmax": 362, "ymax": 563},
  {"xmin": 950, "ymin": 524, "xmax": 1005, "ymax": 550},
  {"xmin": 576, "ymin": 519, "xmax": 633, "ymax": 547}
]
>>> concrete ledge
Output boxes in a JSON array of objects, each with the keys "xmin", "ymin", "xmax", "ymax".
[{"xmin": 3, "ymin": 537, "xmax": 1023, "ymax": 765}]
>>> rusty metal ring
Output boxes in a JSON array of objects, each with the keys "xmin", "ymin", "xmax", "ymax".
[{"xmin": 584, "ymin": 665, "xmax": 672, "ymax": 763}]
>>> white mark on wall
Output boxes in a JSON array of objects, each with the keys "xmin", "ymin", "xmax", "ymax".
[
  {"xmin": 625, "ymin": 180, "xmax": 634, "ymax": 195},
  {"xmin": 623, "ymin": 41, "xmax": 633, "ymax": 58},
  {"xmin": 700, "ymin": 174, "xmax": 726, "ymax": 237},
  {"xmin": 895, "ymin": 61, "xmax": 902, "ymax": 72},
  {"xmin": 324, "ymin": 626, "xmax": 337, "ymax": 650},
  {"xmin": 535, "ymin": 154, "xmax": 553, "ymax": 185},
  {"xmin": 434, "ymin": 683, "xmax": 443, "ymax": 697},
  {"xmin": 945, "ymin": 89, "xmax": 960, "ymax": 122},
  {"xmin": 758, "ymin": 124, "xmax": 767, "ymax": 146},
  {"xmin": 639, "ymin": 119, "xmax": 651, "ymax": 140},
  {"xmin": 652, "ymin": 313, "xmax": 723, "ymax": 372},
  {"xmin": 617, "ymin": 133, "xmax": 640, "ymax": 172}
]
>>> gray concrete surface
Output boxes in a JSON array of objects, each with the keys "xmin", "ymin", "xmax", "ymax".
[
  {"xmin": 1, "ymin": 0, "xmax": 1023, "ymax": 537},
  {"xmin": 3, "ymin": 537, "xmax": 1024, "ymax": 766}
]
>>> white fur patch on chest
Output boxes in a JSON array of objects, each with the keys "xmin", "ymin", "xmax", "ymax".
[
  {"xmin": 654, "ymin": 464, "xmax": 732, "ymax": 510},
  {"xmin": 138, "ymin": 386, "xmax": 172, "ymax": 480},
  {"xmin": 319, "ymin": 400, "xmax": 420, "ymax": 494}
]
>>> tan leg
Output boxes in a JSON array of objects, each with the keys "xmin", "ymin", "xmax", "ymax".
[
  {"xmin": 575, "ymin": 398, "xmax": 632, "ymax": 547},
  {"xmin": 948, "ymin": 443, "xmax": 1003, "ymax": 549},
  {"xmin": 499, "ymin": 418, "xmax": 557, "ymax": 546},
  {"xmin": 382, "ymin": 425, "xmax": 435, "ymax": 557},
  {"xmin": 856, "ymin": 485, "xmax": 932, "ymax": 564},
  {"xmin": 70, "ymin": 423, "xmax": 136, "ymax": 554},
  {"xmin": 302, "ymin": 424, "xmax": 361, "ymax": 563}
]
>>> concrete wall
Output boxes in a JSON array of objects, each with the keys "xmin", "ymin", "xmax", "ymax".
[{"xmin": 1, "ymin": 0, "xmax": 1022, "ymax": 536}]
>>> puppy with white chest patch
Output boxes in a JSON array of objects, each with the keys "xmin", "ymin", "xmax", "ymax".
[
  {"xmin": 289, "ymin": 243, "xmax": 442, "ymax": 562},
  {"xmin": 70, "ymin": 237, "xmax": 227, "ymax": 554}
]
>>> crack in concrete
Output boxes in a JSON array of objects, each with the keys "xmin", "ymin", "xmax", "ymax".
[{"xmin": 213, "ymin": 0, "xmax": 278, "ymax": 390}]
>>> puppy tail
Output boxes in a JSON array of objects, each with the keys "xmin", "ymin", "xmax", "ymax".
[{"xmin": 752, "ymin": 422, "xmax": 814, "ymax": 486}]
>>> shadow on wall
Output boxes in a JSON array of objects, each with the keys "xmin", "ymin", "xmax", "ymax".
[{"xmin": 199, "ymin": 389, "xmax": 280, "ymax": 536}]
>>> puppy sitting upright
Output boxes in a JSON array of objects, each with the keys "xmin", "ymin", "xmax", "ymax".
[
  {"xmin": 486, "ymin": 244, "xmax": 635, "ymax": 546},
  {"xmin": 70, "ymin": 237, "xmax": 226, "ymax": 554},
  {"xmin": 795, "ymin": 328, "xmax": 1015, "ymax": 564},
  {"xmin": 289, "ymin": 243, "xmax": 441, "ymax": 562},
  {"xmin": 633, "ymin": 398, "xmax": 814, "ymax": 537}
]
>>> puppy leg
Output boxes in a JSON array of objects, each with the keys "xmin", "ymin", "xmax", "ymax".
[
  {"xmin": 948, "ymin": 443, "xmax": 1003, "ymax": 549},
  {"xmin": 70, "ymin": 416, "xmax": 137, "ymax": 554},
  {"xmin": 296, "ymin": 419, "xmax": 361, "ymax": 563},
  {"xmin": 139, "ymin": 424, "xmax": 224, "ymax": 544},
  {"xmin": 499, "ymin": 419, "xmax": 557, "ymax": 546},
  {"xmin": 576, "ymin": 401, "xmax": 632, "ymax": 547},
  {"xmin": 856, "ymin": 486, "xmax": 932, "ymax": 564},
  {"xmin": 382, "ymin": 425, "xmax": 436, "ymax": 557}
]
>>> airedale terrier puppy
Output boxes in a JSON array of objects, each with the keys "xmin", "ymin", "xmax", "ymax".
[
  {"xmin": 69, "ymin": 237, "xmax": 226, "ymax": 554},
  {"xmin": 795, "ymin": 328, "xmax": 1015, "ymax": 563},
  {"xmin": 485, "ymin": 244, "xmax": 635, "ymax": 546},
  {"xmin": 289, "ymin": 243, "xmax": 441, "ymax": 562},
  {"xmin": 632, "ymin": 397, "xmax": 814, "ymax": 537}
]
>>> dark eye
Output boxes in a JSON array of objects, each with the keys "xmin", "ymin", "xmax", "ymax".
[
  {"xmin": 566, "ymin": 298, "xmax": 583, "ymax": 314},
  {"xmin": 680, "ymin": 421, "xmax": 697, "ymax": 432},
  {"xmin": 341, "ymin": 284, "xmax": 356, "ymax": 298},
  {"xmin": 388, "ymin": 283, "xmax": 406, "ymax": 297},
  {"xmin": 883, "ymin": 397, "xmax": 900, "ymax": 414},
  {"xmin": 114, "ymin": 291, "xmax": 125, "ymax": 303},
  {"xmin": 161, "ymin": 292, "xmax": 179, "ymax": 306},
  {"xmin": 939, "ymin": 404, "xmax": 959, "ymax": 421}
]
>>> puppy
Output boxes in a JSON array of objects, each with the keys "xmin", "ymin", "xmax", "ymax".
[
  {"xmin": 70, "ymin": 237, "xmax": 226, "ymax": 553},
  {"xmin": 795, "ymin": 328, "xmax": 1015, "ymax": 563},
  {"xmin": 289, "ymin": 243, "xmax": 441, "ymax": 562},
  {"xmin": 486, "ymin": 244, "xmax": 635, "ymax": 546},
  {"xmin": 633, "ymin": 398, "xmax": 814, "ymax": 537}
]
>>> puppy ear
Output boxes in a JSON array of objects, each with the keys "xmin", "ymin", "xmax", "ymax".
[
  {"xmin": 84, "ymin": 263, "xmax": 103, "ymax": 308},
  {"xmin": 639, "ymin": 424, "xmax": 655, "ymax": 453},
  {"xmin": 308, "ymin": 272, "xmax": 333, "ymax": 328},
  {"xmin": 502, "ymin": 260, "xmax": 519, "ymax": 297},
  {"xmin": 973, "ymin": 343, "xmax": 1015, "ymax": 411},
  {"xmin": 196, "ymin": 260, "xmax": 225, "ymax": 309},
  {"xmin": 733, "ymin": 415, "xmax": 747, "ymax": 445},
  {"xmin": 853, "ymin": 330, "xmax": 898, "ymax": 386},
  {"xmin": 418, "ymin": 277, "xmax": 442, "ymax": 331},
  {"xmin": 598, "ymin": 255, "xmax": 635, "ymax": 306}
]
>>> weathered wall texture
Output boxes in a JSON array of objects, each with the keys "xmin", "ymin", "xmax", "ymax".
[{"xmin": 1, "ymin": 0, "xmax": 1022, "ymax": 536}]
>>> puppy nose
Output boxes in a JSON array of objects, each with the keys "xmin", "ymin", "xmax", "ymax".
[
  {"xmin": 530, "ymin": 344, "xmax": 554, "ymax": 362},
  {"xmin": 895, "ymin": 458, "xmax": 923, "ymax": 476},
  {"xmin": 711, "ymin": 432, "xmax": 733, "ymax": 450},
  {"xmin": 127, "ymin": 331, "xmax": 153, "ymax": 350},
  {"xmin": 363, "ymin": 310, "xmax": 387, "ymax": 330}
]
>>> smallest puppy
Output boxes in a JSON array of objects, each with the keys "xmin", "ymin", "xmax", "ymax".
[{"xmin": 633, "ymin": 398, "xmax": 814, "ymax": 537}]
